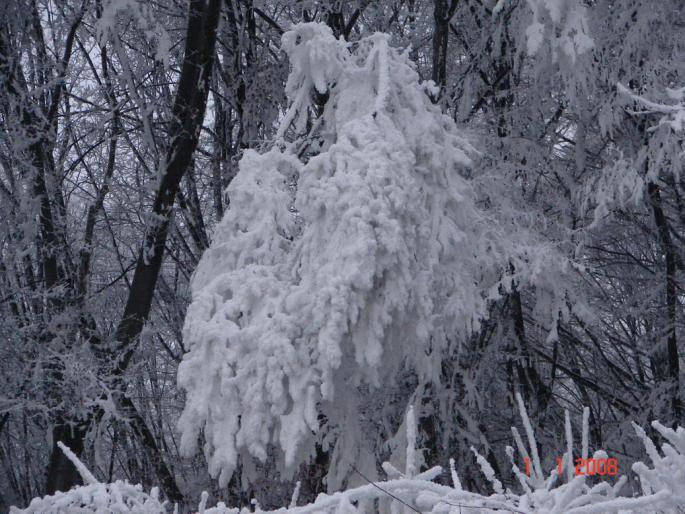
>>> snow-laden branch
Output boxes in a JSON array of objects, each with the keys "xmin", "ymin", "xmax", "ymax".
[
  {"xmin": 617, "ymin": 82, "xmax": 685, "ymax": 133},
  {"xmin": 56, "ymin": 442, "xmax": 98, "ymax": 486},
  {"xmin": 580, "ymin": 82, "xmax": 685, "ymax": 228}
]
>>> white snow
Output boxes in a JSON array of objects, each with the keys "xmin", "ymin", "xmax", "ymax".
[
  {"xmin": 177, "ymin": 22, "xmax": 504, "ymax": 487},
  {"xmin": 17, "ymin": 403, "xmax": 685, "ymax": 513}
]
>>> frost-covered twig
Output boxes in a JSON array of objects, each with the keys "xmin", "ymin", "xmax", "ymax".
[
  {"xmin": 16, "ymin": 402, "xmax": 685, "ymax": 513},
  {"xmin": 618, "ymin": 82, "xmax": 685, "ymax": 133},
  {"xmin": 57, "ymin": 441, "xmax": 98, "ymax": 486}
]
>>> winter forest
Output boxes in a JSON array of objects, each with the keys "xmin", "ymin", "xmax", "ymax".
[{"xmin": 1, "ymin": 0, "xmax": 685, "ymax": 512}]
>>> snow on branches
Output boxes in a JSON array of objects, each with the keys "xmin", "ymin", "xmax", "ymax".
[
  {"xmin": 176, "ymin": 22, "xmax": 574, "ymax": 487},
  {"xmin": 522, "ymin": 0, "xmax": 593, "ymax": 63},
  {"xmin": 579, "ymin": 83, "xmax": 685, "ymax": 228},
  {"xmin": 14, "ymin": 401, "xmax": 685, "ymax": 513}
]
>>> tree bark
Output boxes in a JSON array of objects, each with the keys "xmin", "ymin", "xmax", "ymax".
[
  {"xmin": 431, "ymin": 0, "xmax": 458, "ymax": 102},
  {"xmin": 432, "ymin": 0, "xmax": 449, "ymax": 101},
  {"xmin": 648, "ymin": 181, "xmax": 681, "ymax": 423}
]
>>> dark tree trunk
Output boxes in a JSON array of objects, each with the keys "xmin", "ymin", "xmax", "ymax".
[
  {"xmin": 432, "ymin": 0, "xmax": 448, "ymax": 101},
  {"xmin": 431, "ymin": 0, "xmax": 458, "ymax": 102},
  {"xmin": 648, "ymin": 181, "xmax": 682, "ymax": 424}
]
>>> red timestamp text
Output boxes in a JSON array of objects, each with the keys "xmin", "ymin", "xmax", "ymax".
[{"xmin": 523, "ymin": 457, "xmax": 619, "ymax": 477}]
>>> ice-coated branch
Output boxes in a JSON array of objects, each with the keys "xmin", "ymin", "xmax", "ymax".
[
  {"xmin": 516, "ymin": 392, "xmax": 543, "ymax": 480},
  {"xmin": 405, "ymin": 406, "xmax": 417, "ymax": 478},
  {"xmin": 290, "ymin": 481, "xmax": 301, "ymax": 508}
]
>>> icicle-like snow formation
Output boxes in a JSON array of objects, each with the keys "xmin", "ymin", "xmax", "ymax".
[{"xmin": 176, "ymin": 22, "xmax": 503, "ymax": 485}]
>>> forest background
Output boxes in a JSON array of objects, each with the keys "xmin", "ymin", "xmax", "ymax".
[{"xmin": 0, "ymin": 0, "xmax": 684, "ymax": 511}]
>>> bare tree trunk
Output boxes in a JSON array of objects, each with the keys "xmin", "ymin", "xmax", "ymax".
[
  {"xmin": 648, "ymin": 181, "xmax": 682, "ymax": 424},
  {"xmin": 431, "ymin": 0, "xmax": 458, "ymax": 102}
]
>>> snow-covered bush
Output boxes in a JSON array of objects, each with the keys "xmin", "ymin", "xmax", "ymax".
[
  {"xmin": 631, "ymin": 422, "xmax": 685, "ymax": 512},
  {"xmin": 9, "ymin": 444, "xmax": 168, "ymax": 514},
  {"xmin": 14, "ymin": 398, "xmax": 685, "ymax": 513},
  {"xmin": 10, "ymin": 482, "xmax": 166, "ymax": 514},
  {"xmin": 177, "ymin": 21, "xmax": 490, "ymax": 486}
]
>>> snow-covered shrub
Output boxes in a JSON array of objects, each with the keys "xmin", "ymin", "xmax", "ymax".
[
  {"xmin": 9, "ymin": 444, "xmax": 167, "ymax": 514},
  {"xmin": 631, "ymin": 422, "xmax": 685, "ymax": 512},
  {"xmin": 15, "ymin": 398, "xmax": 685, "ymax": 513},
  {"xmin": 9, "ymin": 483, "xmax": 166, "ymax": 514}
]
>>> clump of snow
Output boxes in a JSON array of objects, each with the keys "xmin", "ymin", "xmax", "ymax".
[
  {"xmin": 9, "ymin": 481, "xmax": 167, "ymax": 514},
  {"xmin": 277, "ymin": 23, "xmax": 346, "ymax": 139}
]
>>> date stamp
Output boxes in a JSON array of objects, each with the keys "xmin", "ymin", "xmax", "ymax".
[{"xmin": 524, "ymin": 457, "xmax": 619, "ymax": 477}]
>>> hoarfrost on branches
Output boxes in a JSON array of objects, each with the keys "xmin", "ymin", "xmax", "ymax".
[
  {"xmin": 524, "ymin": 0, "xmax": 594, "ymax": 63},
  {"xmin": 17, "ymin": 400, "xmax": 685, "ymax": 513},
  {"xmin": 95, "ymin": 0, "xmax": 171, "ymax": 68},
  {"xmin": 579, "ymin": 82, "xmax": 685, "ymax": 228},
  {"xmin": 177, "ymin": 22, "xmax": 563, "ymax": 486}
]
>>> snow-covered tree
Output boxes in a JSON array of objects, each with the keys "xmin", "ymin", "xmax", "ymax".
[{"xmin": 177, "ymin": 21, "xmax": 574, "ymax": 489}]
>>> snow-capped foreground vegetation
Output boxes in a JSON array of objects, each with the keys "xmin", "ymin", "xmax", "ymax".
[{"xmin": 11, "ymin": 396, "xmax": 685, "ymax": 514}]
